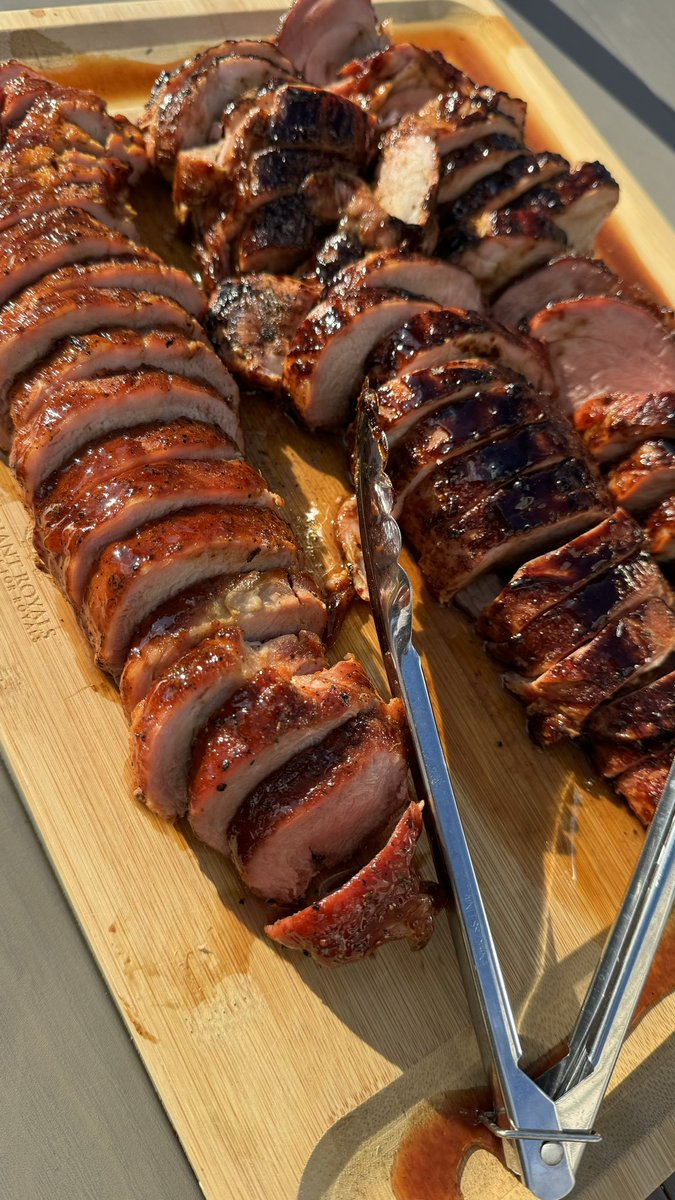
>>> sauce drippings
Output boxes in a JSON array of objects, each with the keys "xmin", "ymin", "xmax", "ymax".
[
  {"xmin": 392, "ymin": 917, "xmax": 675, "ymax": 1200},
  {"xmin": 43, "ymin": 54, "xmax": 176, "ymax": 103}
]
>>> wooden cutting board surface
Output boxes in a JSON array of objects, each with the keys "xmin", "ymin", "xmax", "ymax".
[{"xmin": 0, "ymin": 3, "xmax": 673, "ymax": 1198}]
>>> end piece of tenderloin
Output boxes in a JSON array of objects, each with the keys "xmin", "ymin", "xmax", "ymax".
[
  {"xmin": 487, "ymin": 553, "xmax": 671, "ymax": 678},
  {"xmin": 12, "ymin": 369, "xmax": 242, "ymax": 500},
  {"xmin": 206, "ymin": 273, "xmax": 321, "ymax": 391},
  {"xmin": 365, "ymin": 306, "xmax": 554, "ymax": 393},
  {"xmin": 332, "ymin": 43, "xmax": 470, "ymax": 128},
  {"xmin": 438, "ymin": 133, "xmax": 524, "ymax": 206},
  {"xmin": 508, "ymin": 597, "xmax": 675, "ymax": 745},
  {"xmin": 0, "ymin": 284, "xmax": 214, "ymax": 451},
  {"xmin": 120, "ymin": 568, "xmax": 327, "ymax": 714},
  {"xmin": 511, "ymin": 161, "xmax": 619, "ymax": 255},
  {"xmin": 373, "ymin": 360, "xmax": 523, "ymax": 447},
  {"xmin": 265, "ymin": 802, "xmax": 436, "ymax": 964},
  {"xmin": 142, "ymin": 42, "xmax": 297, "ymax": 178},
  {"xmin": 439, "ymin": 151, "xmax": 569, "ymax": 227},
  {"xmin": 188, "ymin": 655, "xmax": 381, "ymax": 854},
  {"xmin": 647, "ymin": 497, "xmax": 675, "ymax": 562},
  {"xmin": 615, "ymin": 746, "xmax": 674, "ymax": 825},
  {"xmin": 37, "ymin": 458, "xmax": 278, "ymax": 606},
  {"xmin": 438, "ymin": 209, "xmax": 568, "ymax": 298},
  {"xmin": 81, "ymin": 504, "xmax": 298, "ymax": 677},
  {"xmin": 477, "ymin": 509, "xmax": 645, "ymax": 643},
  {"xmin": 11, "ymin": 329, "xmax": 236, "ymax": 432},
  {"xmin": 329, "ymin": 249, "xmax": 484, "ymax": 312},
  {"xmin": 276, "ymin": 0, "xmax": 388, "ymax": 86},
  {"xmin": 404, "ymin": 458, "xmax": 608, "ymax": 603},
  {"xmin": 529, "ymin": 296, "xmax": 675, "ymax": 416},
  {"xmin": 130, "ymin": 628, "xmax": 326, "ymax": 820},
  {"xmin": 607, "ymin": 441, "xmax": 675, "ymax": 512},
  {"xmin": 229, "ymin": 701, "xmax": 409, "ymax": 905},
  {"xmin": 283, "ymin": 288, "xmax": 438, "ymax": 429},
  {"xmin": 578, "ymin": 393, "xmax": 675, "ymax": 464},
  {"xmin": 492, "ymin": 255, "xmax": 622, "ymax": 330}
]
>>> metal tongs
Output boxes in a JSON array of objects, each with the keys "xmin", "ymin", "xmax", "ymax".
[{"xmin": 354, "ymin": 389, "xmax": 675, "ymax": 1200}]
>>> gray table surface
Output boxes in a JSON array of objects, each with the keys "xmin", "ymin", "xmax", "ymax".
[{"xmin": 0, "ymin": 3, "xmax": 674, "ymax": 1199}]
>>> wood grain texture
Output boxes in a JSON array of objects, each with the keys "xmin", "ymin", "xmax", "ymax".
[{"xmin": 0, "ymin": 3, "xmax": 672, "ymax": 1199}]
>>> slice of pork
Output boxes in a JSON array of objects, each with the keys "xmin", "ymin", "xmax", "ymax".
[
  {"xmin": 276, "ymin": 0, "xmax": 388, "ymax": 86},
  {"xmin": 440, "ymin": 152, "xmax": 568, "ymax": 226},
  {"xmin": 207, "ymin": 274, "xmax": 321, "ymax": 391},
  {"xmin": 238, "ymin": 84, "xmax": 376, "ymax": 166},
  {"xmin": 615, "ymin": 746, "xmax": 673, "ymax": 825},
  {"xmin": 439, "ymin": 209, "xmax": 568, "ymax": 298},
  {"xmin": 284, "ymin": 288, "xmax": 438, "ymax": 428},
  {"xmin": 375, "ymin": 130, "xmax": 440, "ymax": 226},
  {"xmin": 608, "ymin": 441, "xmax": 675, "ymax": 512},
  {"xmin": 230, "ymin": 704, "xmax": 408, "ymax": 904},
  {"xmin": 0, "ymin": 284, "xmax": 210, "ymax": 450},
  {"xmin": 332, "ymin": 43, "xmax": 468, "ymax": 128},
  {"xmin": 488, "ymin": 554, "xmax": 670, "ymax": 677},
  {"xmin": 374, "ymin": 360, "xmax": 522, "ymax": 446},
  {"xmin": 233, "ymin": 195, "xmax": 326, "ymax": 275},
  {"xmin": 0, "ymin": 100, "xmax": 143, "ymax": 180},
  {"xmin": 188, "ymin": 656, "xmax": 380, "ymax": 853},
  {"xmin": 512, "ymin": 161, "xmax": 619, "ymax": 254},
  {"xmin": 330, "ymin": 250, "xmax": 484, "ymax": 312},
  {"xmin": 579, "ymin": 393, "xmax": 675, "ymax": 463},
  {"xmin": 39, "ymin": 458, "xmax": 279, "ymax": 605},
  {"xmin": 647, "ymin": 497, "xmax": 675, "ymax": 562},
  {"xmin": 334, "ymin": 494, "xmax": 369, "ymax": 601},
  {"xmin": 265, "ymin": 802, "xmax": 435, "ymax": 964},
  {"xmin": 390, "ymin": 92, "xmax": 523, "ymax": 161},
  {"xmin": 365, "ymin": 306, "xmax": 554, "ymax": 392},
  {"xmin": 588, "ymin": 668, "xmax": 675, "ymax": 747},
  {"xmin": 438, "ymin": 133, "xmax": 523, "ymax": 205},
  {"xmin": 235, "ymin": 147, "xmax": 342, "ymax": 213},
  {"xmin": 492, "ymin": 255, "xmax": 622, "ymax": 330},
  {"xmin": 0, "ymin": 181, "xmax": 137, "ymax": 237},
  {"xmin": 120, "ymin": 568, "xmax": 327, "ymax": 714},
  {"xmin": 130, "ymin": 629, "xmax": 325, "ymax": 819},
  {"xmin": 172, "ymin": 142, "xmax": 235, "ymax": 225},
  {"xmin": 476, "ymin": 509, "xmax": 645, "ymax": 643},
  {"xmin": 404, "ymin": 458, "xmax": 608, "ymax": 602},
  {"xmin": 529, "ymin": 297, "xmax": 675, "ymax": 414},
  {"xmin": 508, "ymin": 597, "xmax": 675, "ymax": 744},
  {"xmin": 11, "ymin": 329, "xmax": 236, "ymax": 431},
  {"xmin": 5, "ymin": 256, "xmax": 204, "ymax": 317},
  {"xmin": 12, "ymin": 370, "xmax": 242, "ymax": 499},
  {"xmin": 82, "ymin": 505, "xmax": 298, "ymax": 677}
]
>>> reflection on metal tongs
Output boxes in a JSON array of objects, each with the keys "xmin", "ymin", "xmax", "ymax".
[{"xmin": 354, "ymin": 388, "xmax": 675, "ymax": 1200}]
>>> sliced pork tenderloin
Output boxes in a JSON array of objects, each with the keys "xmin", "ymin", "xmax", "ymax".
[
  {"xmin": 365, "ymin": 307, "xmax": 554, "ymax": 392},
  {"xmin": 608, "ymin": 441, "xmax": 675, "ymax": 512},
  {"xmin": 579, "ymin": 393, "xmax": 675, "ymax": 463},
  {"xmin": 0, "ymin": 100, "xmax": 144, "ymax": 180},
  {"xmin": 81, "ymin": 505, "xmax": 298, "ymax": 677},
  {"xmin": 375, "ymin": 130, "xmax": 441, "ymax": 226},
  {"xmin": 130, "ymin": 629, "xmax": 325, "ymax": 820},
  {"xmin": 120, "ymin": 568, "xmax": 327, "ymax": 714},
  {"xmin": 276, "ymin": 0, "xmax": 388, "ymax": 86},
  {"xmin": 439, "ymin": 151, "xmax": 568, "ymax": 227},
  {"xmin": 492, "ymin": 255, "xmax": 622, "ymax": 330},
  {"xmin": 588, "ymin": 669, "xmax": 675, "ymax": 747},
  {"xmin": 374, "ymin": 360, "xmax": 522, "ymax": 446},
  {"xmin": 265, "ymin": 802, "xmax": 435, "ymax": 963},
  {"xmin": 0, "ymin": 181, "xmax": 137, "ymax": 237},
  {"xmin": 284, "ymin": 288, "xmax": 438, "ymax": 428},
  {"xmin": 330, "ymin": 250, "xmax": 484, "ymax": 311},
  {"xmin": 332, "ymin": 43, "xmax": 468, "ymax": 128},
  {"xmin": 529, "ymin": 296, "xmax": 675, "ymax": 415},
  {"xmin": 4, "ymin": 256, "xmax": 204, "ymax": 317},
  {"xmin": 230, "ymin": 703, "xmax": 409, "ymax": 904},
  {"xmin": 438, "ymin": 209, "xmax": 567, "ymax": 297},
  {"xmin": 438, "ymin": 133, "xmax": 523, "ymax": 205},
  {"xmin": 647, "ymin": 497, "xmax": 675, "ymax": 561},
  {"xmin": 12, "ymin": 370, "xmax": 242, "ymax": 499},
  {"xmin": 188, "ymin": 655, "xmax": 381, "ymax": 853},
  {"xmin": 233, "ymin": 194, "xmax": 327, "ymax": 275},
  {"xmin": 615, "ymin": 747, "xmax": 673, "ymax": 825},
  {"xmin": 238, "ymin": 84, "xmax": 376, "ymax": 166},
  {"xmin": 476, "ymin": 509, "xmax": 645, "ymax": 643},
  {"xmin": 511, "ymin": 161, "xmax": 619, "ymax": 254},
  {"xmin": 508, "ymin": 597, "xmax": 675, "ymax": 744},
  {"xmin": 389, "ymin": 92, "xmax": 523, "ymax": 162}
]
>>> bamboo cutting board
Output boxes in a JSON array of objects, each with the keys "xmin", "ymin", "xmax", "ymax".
[{"xmin": 0, "ymin": 3, "xmax": 673, "ymax": 1198}]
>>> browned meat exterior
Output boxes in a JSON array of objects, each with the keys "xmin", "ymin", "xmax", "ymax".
[
  {"xmin": 0, "ymin": 284, "xmax": 209, "ymax": 450},
  {"xmin": 276, "ymin": 0, "xmax": 388, "ymax": 86},
  {"xmin": 4, "ymin": 255, "xmax": 204, "ymax": 315},
  {"xmin": 512, "ymin": 161, "xmax": 619, "ymax": 254},
  {"xmin": 0, "ymin": 142, "xmax": 129, "ymax": 204},
  {"xmin": 0, "ymin": 206, "xmax": 144, "ymax": 303},
  {"xmin": 477, "ymin": 510, "xmax": 645, "ymax": 643},
  {"xmin": 608, "ymin": 441, "xmax": 675, "ymax": 512},
  {"xmin": 439, "ymin": 209, "xmax": 568, "ymax": 297},
  {"xmin": 233, "ymin": 194, "xmax": 326, "ymax": 275},
  {"xmin": 81, "ymin": 505, "xmax": 298, "ymax": 677},
  {"xmin": 189, "ymin": 656, "xmax": 380, "ymax": 853},
  {"xmin": 578, "ymin": 393, "xmax": 675, "ymax": 464},
  {"xmin": 492, "ymin": 256, "xmax": 622, "ymax": 330},
  {"xmin": 120, "ymin": 569, "xmax": 327, "ymax": 715},
  {"xmin": 11, "ymin": 329, "xmax": 236, "ymax": 431},
  {"xmin": 12, "ymin": 370, "xmax": 242, "ymax": 499},
  {"xmin": 375, "ymin": 130, "xmax": 440, "ymax": 226},
  {"xmin": 334, "ymin": 494, "xmax": 369, "ymax": 600},
  {"xmin": 206, "ymin": 274, "xmax": 321, "ymax": 390},
  {"xmin": 38, "ymin": 458, "xmax": 278, "ymax": 605},
  {"xmin": 389, "ymin": 384, "xmax": 551, "ymax": 510},
  {"xmin": 404, "ymin": 459, "xmax": 608, "ymax": 602},
  {"xmin": 588, "ymin": 669, "xmax": 675, "ymax": 746},
  {"xmin": 284, "ymin": 288, "xmax": 437, "ymax": 428},
  {"xmin": 439, "ymin": 151, "xmax": 568, "ymax": 226},
  {"xmin": 230, "ymin": 703, "xmax": 408, "ymax": 903},
  {"xmin": 374, "ymin": 360, "xmax": 521, "ymax": 445},
  {"xmin": 389, "ymin": 92, "xmax": 523, "ymax": 162},
  {"xmin": 647, "ymin": 497, "xmax": 675, "ymax": 561},
  {"xmin": 615, "ymin": 747, "xmax": 673, "ymax": 825},
  {"xmin": 508, "ymin": 598, "xmax": 675, "ymax": 744},
  {"xmin": 365, "ymin": 307, "xmax": 553, "ymax": 392},
  {"xmin": 438, "ymin": 133, "xmax": 523, "ymax": 205},
  {"xmin": 236, "ymin": 147, "xmax": 343, "ymax": 213},
  {"xmin": 130, "ymin": 630, "xmax": 325, "ymax": 819},
  {"xmin": 529, "ymin": 297, "xmax": 675, "ymax": 414},
  {"xmin": 238, "ymin": 84, "xmax": 376, "ymax": 165},
  {"xmin": 265, "ymin": 802, "xmax": 435, "ymax": 963},
  {"xmin": 332, "ymin": 43, "xmax": 468, "ymax": 128},
  {"xmin": 487, "ymin": 554, "xmax": 670, "ymax": 677},
  {"xmin": 0, "ymin": 179, "xmax": 135, "ymax": 237},
  {"xmin": 330, "ymin": 250, "xmax": 484, "ymax": 312}
]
